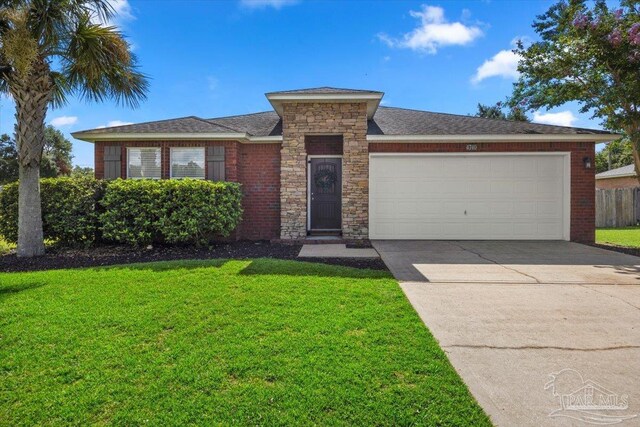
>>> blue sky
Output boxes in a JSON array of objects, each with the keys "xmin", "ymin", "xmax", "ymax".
[{"xmin": 0, "ymin": 0, "xmax": 607, "ymax": 168}]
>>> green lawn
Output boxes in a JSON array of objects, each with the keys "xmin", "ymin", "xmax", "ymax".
[
  {"xmin": 596, "ymin": 226, "xmax": 640, "ymax": 248},
  {"xmin": 0, "ymin": 259, "xmax": 489, "ymax": 426}
]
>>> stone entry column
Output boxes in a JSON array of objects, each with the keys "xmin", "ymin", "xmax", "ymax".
[{"xmin": 280, "ymin": 102, "xmax": 369, "ymax": 240}]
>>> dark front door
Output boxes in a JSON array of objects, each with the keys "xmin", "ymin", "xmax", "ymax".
[{"xmin": 309, "ymin": 158, "xmax": 342, "ymax": 230}]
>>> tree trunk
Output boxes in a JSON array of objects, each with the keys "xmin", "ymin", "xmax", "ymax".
[
  {"xmin": 17, "ymin": 163, "xmax": 44, "ymax": 256},
  {"xmin": 9, "ymin": 59, "xmax": 52, "ymax": 257}
]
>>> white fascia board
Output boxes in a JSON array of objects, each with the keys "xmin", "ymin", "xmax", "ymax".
[
  {"xmin": 366, "ymin": 134, "xmax": 616, "ymax": 143},
  {"xmin": 266, "ymin": 93, "xmax": 383, "ymax": 102},
  {"xmin": 72, "ymin": 132, "xmax": 283, "ymax": 144},
  {"xmin": 596, "ymin": 173, "xmax": 637, "ymax": 179}
]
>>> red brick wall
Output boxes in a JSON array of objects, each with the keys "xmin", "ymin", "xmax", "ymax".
[
  {"xmin": 94, "ymin": 141, "xmax": 280, "ymax": 240},
  {"xmin": 369, "ymin": 141, "xmax": 596, "ymax": 243},
  {"xmin": 596, "ymin": 176, "xmax": 639, "ymax": 190},
  {"xmin": 238, "ymin": 144, "xmax": 281, "ymax": 239},
  {"xmin": 96, "ymin": 139, "xmax": 597, "ymax": 242}
]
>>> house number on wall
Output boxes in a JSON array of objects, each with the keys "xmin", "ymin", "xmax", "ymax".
[{"xmin": 466, "ymin": 144, "xmax": 478, "ymax": 151}]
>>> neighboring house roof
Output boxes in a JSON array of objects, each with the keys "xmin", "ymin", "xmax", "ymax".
[
  {"xmin": 596, "ymin": 164, "xmax": 637, "ymax": 179},
  {"xmin": 72, "ymin": 87, "xmax": 617, "ymax": 143}
]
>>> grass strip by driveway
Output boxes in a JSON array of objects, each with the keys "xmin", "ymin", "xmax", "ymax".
[
  {"xmin": 597, "ymin": 226, "xmax": 640, "ymax": 248},
  {"xmin": 0, "ymin": 259, "xmax": 490, "ymax": 426}
]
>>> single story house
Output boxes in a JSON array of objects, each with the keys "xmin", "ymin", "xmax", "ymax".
[
  {"xmin": 72, "ymin": 87, "xmax": 615, "ymax": 243},
  {"xmin": 596, "ymin": 164, "xmax": 639, "ymax": 190}
]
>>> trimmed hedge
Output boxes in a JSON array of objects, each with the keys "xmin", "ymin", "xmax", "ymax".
[
  {"xmin": 100, "ymin": 179, "xmax": 243, "ymax": 246},
  {"xmin": 0, "ymin": 178, "xmax": 243, "ymax": 247},
  {"xmin": 0, "ymin": 177, "xmax": 106, "ymax": 245}
]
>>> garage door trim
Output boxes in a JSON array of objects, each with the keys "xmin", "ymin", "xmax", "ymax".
[{"xmin": 368, "ymin": 152, "xmax": 571, "ymax": 241}]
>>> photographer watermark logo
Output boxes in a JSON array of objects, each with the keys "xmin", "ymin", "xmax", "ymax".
[{"xmin": 545, "ymin": 368, "xmax": 637, "ymax": 425}]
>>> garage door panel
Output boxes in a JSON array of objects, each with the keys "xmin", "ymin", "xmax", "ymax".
[{"xmin": 369, "ymin": 154, "xmax": 568, "ymax": 240}]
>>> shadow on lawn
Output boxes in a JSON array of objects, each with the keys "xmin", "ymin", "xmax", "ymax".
[
  {"xmin": 81, "ymin": 258, "xmax": 390, "ymax": 279},
  {"xmin": 238, "ymin": 258, "xmax": 391, "ymax": 279},
  {"xmin": 0, "ymin": 282, "xmax": 47, "ymax": 301}
]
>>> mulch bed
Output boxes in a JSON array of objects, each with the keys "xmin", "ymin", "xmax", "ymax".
[{"xmin": 0, "ymin": 241, "xmax": 388, "ymax": 273}]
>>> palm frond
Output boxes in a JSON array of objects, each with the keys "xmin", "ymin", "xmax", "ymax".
[
  {"xmin": 62, "ymin": 15, "xmax": 148, "ymax": 108},
  {"xmin": 49, "ymin": 70, "xmax": 69, "ymax": 107}
]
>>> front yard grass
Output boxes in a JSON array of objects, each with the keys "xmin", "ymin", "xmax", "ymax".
[
  {"xmin": 0, "ymin": 258, "xmax": 489, "ymax": 426},
  {"xmin": 596, "ymin": 226, "xmax": 640, "ymax": 248}
]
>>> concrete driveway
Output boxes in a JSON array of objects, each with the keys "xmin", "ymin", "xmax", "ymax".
[{"xmin": 372, "ymin": 241, "xmax": 640, "ymax": 426}]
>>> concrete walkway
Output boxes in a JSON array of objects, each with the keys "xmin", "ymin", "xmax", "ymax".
[
  {"xmin": 298, "ymin": 244, "xmax": 379, "ymax": 258},
  {"xmin": 373, "ymin": 240, "xmax": 640, "ymax": 426}
]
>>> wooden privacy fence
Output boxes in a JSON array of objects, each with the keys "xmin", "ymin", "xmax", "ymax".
[{"xmin": 596, "ymin": 187, "xmax": 640, "ymax": 227}]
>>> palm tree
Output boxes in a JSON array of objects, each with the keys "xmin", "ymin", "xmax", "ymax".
[{"xmin": 0, "ymin": 0, "xmax": 147, "ymax": 257}]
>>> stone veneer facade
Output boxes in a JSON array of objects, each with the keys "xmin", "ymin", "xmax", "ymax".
[{"xmin": 280, "ymin": 102, "xmax": 369, "ymax": 240}]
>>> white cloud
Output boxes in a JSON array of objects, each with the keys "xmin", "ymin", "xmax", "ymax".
[
  {"xmin": 240, "ymin": 0, "xmax": 298, "ymax": 9},
  {"xmin": 378, "ymin": 5, "xmax": 483, "ymax": 54},
  {"xmin": 94, "ymin": 0, "xmax": 134, "ymax": 27},
  {"xmin": 471, "ymin": 49, "xmax": 521, "ymax": 83},
  {"xmin": 533, "ymin": 111, "xmax": 577, "ymax": 127},
  {"xmin": 96, "ymin": 120, "xmax": 134, "ymax": 129},
  {"xmin": 50, "ymin": 116, "xmax": 78, "ymax": 127}
]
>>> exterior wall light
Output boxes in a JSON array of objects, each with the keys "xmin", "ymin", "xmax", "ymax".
[{"xmin": 583, "ymin": 156, "xmax": 592, "ymax": 169}]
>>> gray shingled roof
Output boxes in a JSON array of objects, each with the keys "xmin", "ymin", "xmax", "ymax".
[
  {"xmin": 208, "ymin": 111, "xmax": 282, "ymax": 136},
  {"xmin": 75, "ymin": 116, "xmax": 241, "ymax": 135},
  {"xmin": 73, "ymin": 101, "xmax": 614, "ymax": 138},
  {"xmin": 266, "ymin": 86, "xmax": 383, "ymax": 95},
  {"xmin": 596, "ymin": 164, "xmax": 637, "ymax": 179},
  {"xmin": 368, "ymin": 106, "xmax": 612, "ymax": 136}
]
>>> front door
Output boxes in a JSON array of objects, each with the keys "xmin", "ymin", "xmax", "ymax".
[{"xmin": 309, "ymin": 157, "xmax": 342, "ymax": 231}]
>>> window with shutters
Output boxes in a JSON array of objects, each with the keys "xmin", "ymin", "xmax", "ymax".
[
  {"xmin": 170, "ymin": 147, "xmax": 205, "ymax": 179},
  {"xmin": 127, "ymin": 147, "xmax": 162, "ymax": 179},
  {"xmin": 103, "ymin": 146, "xmax": 122, "ymax": 179},
  {"xmin": 207, "ymin": 146, "xmax": 225, "ymax": 181}
]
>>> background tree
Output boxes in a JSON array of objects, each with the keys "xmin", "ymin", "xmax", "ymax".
[
  {"xmin": 41, "ymin": 126, "xmax": 73, "ymax": 177},
  {"xmin": 0, "ymin": 133, "xmax": 18, "ymax": 182},
  {"xmin": 595, "ymin": 138, "xmax": 634, "ymax": 173},
  {"xmin": 0, "ymin": 126, "xmax": 74, "ymax": 183},
  {"xmin": 475, "ymin": 102, "xmax": 530, "ymax": 122},
  {"xmin": 0, "ymin": 0, "xmax": 147, "ymax": 256},
  {"xmin": 70, "ymin": 165, "xmax": 94, "ymax": 178},
  {"xmin": 510, "ymin": 0, "xmax": 639, "ymax": 179}
]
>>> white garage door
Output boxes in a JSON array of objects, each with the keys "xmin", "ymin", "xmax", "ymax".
[{"xmin": 369, "ymin": 153, "xmax": 569, "ymax": 240}]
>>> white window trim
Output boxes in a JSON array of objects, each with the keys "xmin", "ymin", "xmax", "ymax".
[
  {"xmin": 126, "ymin": 147, "xmax": 162, "ymax": 180},
  {"xmin": 169, "ymin": 147, "xmax": 206, "ymax": 179}
]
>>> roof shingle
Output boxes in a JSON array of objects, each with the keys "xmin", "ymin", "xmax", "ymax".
[
  {"xmin": 596, "ymin": 164, "xmax": 637, "ymax": 179},
  {"xmin": 368, "ymin": 106, "xmax": 611, "ymax": 136}
]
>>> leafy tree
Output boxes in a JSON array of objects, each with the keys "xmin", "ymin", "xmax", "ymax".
[
  {"xmin": 0, "ymin": 0, "xmax": 148, "ymax": 256},
  {"xmin": 0, "ymin": 126, "xmax": 74, "ymax": 183},
  {"xmin": 0, "ymin": 133, "xmax": 18, "ymax": 182},
  {"xmin": 510, "ymin": 0, "xmax": 640, "ymax": 181},
  {"xmin": 71, "ymin": 165, "xmax": 94, "ymax": 178},
  {"xmin": 595, "ymin": 138, "xmax": 634, "ymax": 173},
  {"xmin": 42, "ymin": 126, "xmax": 73, "ymax": 177},
  {"xmin": 475, "ymin": 102, "xmax": 530, "ymax": 121}
]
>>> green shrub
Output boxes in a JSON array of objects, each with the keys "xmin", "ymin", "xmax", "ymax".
[
  {"xmin": 157, "ymin": 179, "xmax": 243, "ymax": 245},
  {"xmin": 0, "ymin": 177, "xmax": 106, "ymax": 245},
  {"xmin": 99, "ymin": 179, "xmax": 164, "ymax": 246},
  {"xmin": 100, "ymin": 179, "xmax": 242, "ymax": 246}
]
